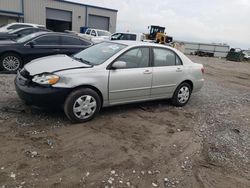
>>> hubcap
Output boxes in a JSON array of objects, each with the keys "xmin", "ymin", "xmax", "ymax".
[
  {"xmin": 73, "ymin": 95, "xmax": 97, "ymax": 119},
  {"xmin": 2, "ymin": 56, "xmax": 20, "ymax": 71},
  {"xmin": 177, "ymin": 86, "xmax": 190, "ymax": 104}
]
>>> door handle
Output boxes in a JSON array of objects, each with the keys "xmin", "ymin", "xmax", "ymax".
[
  {"xmin": 176, "ymin": 67, "xmax": 182, "ymax": 72},
  {"xmin": 143, "ymin": 69, "xmax": 152, "ymax": 74}
]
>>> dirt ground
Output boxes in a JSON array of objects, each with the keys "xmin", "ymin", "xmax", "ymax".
[{"xmin": 0, "ymin": 56, "xmax": 249, "ymax": 188}]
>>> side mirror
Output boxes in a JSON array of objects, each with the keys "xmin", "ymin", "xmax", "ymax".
[
  {"xmin": 112, "ymin": 61, "xmax": 127, "ymax": 69},
  {"xmin": 27, "ymin": 41, "xmax": 36, "ymax": 47}
]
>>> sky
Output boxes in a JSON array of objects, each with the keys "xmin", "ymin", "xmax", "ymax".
[{"xmin": 68, "ymin": 0, "xmax": 250, "ymax": 49}]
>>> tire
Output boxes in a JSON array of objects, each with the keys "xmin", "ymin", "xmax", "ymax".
[
  {"xmin": 64, "ymin": 88, "xmax": 101, "ymax": 123},
  {"xmin": 172, "ymin": 82, "xmax": 192, "ymax": 107},
  {"xmin": 0, "ymin": 52, "xmax": 22, "ymax": 72}
]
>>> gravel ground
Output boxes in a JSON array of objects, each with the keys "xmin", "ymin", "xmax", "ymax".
[{"xmin": 0, "ymin": 56, "xmax": 249, "ymax": 188}]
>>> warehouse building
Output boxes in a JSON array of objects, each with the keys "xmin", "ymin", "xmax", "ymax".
[{"xmin": 0, "ymin": 0, "xmax": 118, "ymax": 33}]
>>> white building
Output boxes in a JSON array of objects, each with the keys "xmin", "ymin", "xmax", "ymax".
[
  {"xmin": 175, "ymin": 41, "xmax": 230, "ymax": 58},
  {"xmin": 0, "ymin": 0, "xmax": 118, "ymax": 33}
]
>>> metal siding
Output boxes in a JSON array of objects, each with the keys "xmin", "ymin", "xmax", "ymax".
[
  {"xmin": 20, "ymin": 0, "xmax": 116, "ymax": 33},
  {"xmin": 46, "ymin": 8, "xmax": 72, "ymax": 22},
  {"xmin": 87, "ymin": 7, "xmax": 117, "ymax": 33},
  {"xmin": 88, "ymin": 15, "xmax": 109, "ymax": 31},
  {"xmin": 23, "ymin": 0, "xmax": 85, "ymax": 32},
  {"xmin": 0, "ymin": 0, "xmax": 22, "ymax": 13}
]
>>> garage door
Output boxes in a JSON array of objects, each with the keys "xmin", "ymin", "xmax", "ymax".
[
  {"xmin": 46, "ymin": 8, "xmax": 72, "ymax": 22},
  {"xmin": 88, "ymin": 15, "xmax": 109, "ymax": 31},
  {"xmin": 46, "ymin": 8, "xmax": 72, "ymax": 32}
]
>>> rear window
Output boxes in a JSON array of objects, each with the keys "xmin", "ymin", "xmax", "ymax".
[
  {"xmin": 97, "ymin": 30, "xmax": 111, "ymax": 37},
  {"xmin": 111, "ymin": 33, "xmax": 136, "ymax": 41},
  {"xmin": 8, "ymin": 24, "xmax": 32, "ymax": 30},
  {"xmin": 37, "ymin": 26, "xmax": 45, "ymax": 29},
  {"xmin": 61, "ymin": 36, "xmax": 82, "ymax": 45}
]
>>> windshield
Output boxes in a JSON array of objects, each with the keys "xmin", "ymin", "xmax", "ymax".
[
  {"xmin": 16, "ymin": 32, "xmax": 41, "ymax": 43},
  {"xmin": 97, "ymin": 31, "xmax": 111, "ymax": 37},
  {"xmin": 111, "ymin": 33, "xmax": 136, "ymax": 41},
  {"xmin": 73, "ymin": 42, "xmax": 127, "ymax": 65}
]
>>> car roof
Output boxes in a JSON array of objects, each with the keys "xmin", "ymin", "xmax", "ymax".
[
  {"xmin": 113, "ymin": 32, "xmax": 144, "ymax": 35},
  {"xmin": 8, "ymin": 22, "xmax": 44, "ymax": 27},
  {"xmin": 109, "ymin": 40, "xmax": 170, "ymax": 48}
]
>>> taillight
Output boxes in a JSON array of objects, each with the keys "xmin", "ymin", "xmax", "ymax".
[{"xmin": 201, "ymin": 67, "xmax": 205, "ymax": 74}]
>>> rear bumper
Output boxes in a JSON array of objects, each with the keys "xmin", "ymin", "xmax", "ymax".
[
  {"xmin": 193, "ymin": 79, "xmax": 204, "ymax": 93},
  {"xmin": 15, "ymin": 72, "xmax": 71, "ymax": 107}
]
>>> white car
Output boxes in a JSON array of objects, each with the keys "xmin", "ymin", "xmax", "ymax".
[
  {"xmin": 15, "ymin": 41, "xmax": 204, "ymax": 123},
  {"xmin": 0, "ymin": 23, "xmax": 45, "ymax": 32},
  {"xmin": 111, "ymin": 32, "xmax": 146, "ymax": 42},
  {"xmin": 79, "ymin": 28, "xmax": 111, "ymax": 43}
]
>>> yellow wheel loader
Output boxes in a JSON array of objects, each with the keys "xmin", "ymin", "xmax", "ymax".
[{"xmin": 145, "ymin": 25, "xmax": 173, "ymax": 44}]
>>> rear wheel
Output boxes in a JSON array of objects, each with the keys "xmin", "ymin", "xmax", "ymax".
[
  {"xmin": 0, "ymin": 52, "xmax": 22, "ymax": 72},
  {"xmin": 64, "ymin": 88, "xmax": 101, "ymax": 123},
  {"xmin": 172, "ymin": 82, "xmax": 192, "ymax": 107}
]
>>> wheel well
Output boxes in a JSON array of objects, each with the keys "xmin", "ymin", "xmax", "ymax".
[
  {"xmin": 180, "ymin": 80, "xmax": 193, "ymax": 91},
  {"xmin": 71, "ymin": 85, "xmax": 104, "ymax": 106},
  {"xmin": 1, "ymin": 51, "xmax": 23, "ymax": 61}
]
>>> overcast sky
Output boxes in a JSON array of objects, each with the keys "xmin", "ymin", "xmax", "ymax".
[{"xmin": 69, "ymin": 0, "xmax": 249, "ymax": 48}]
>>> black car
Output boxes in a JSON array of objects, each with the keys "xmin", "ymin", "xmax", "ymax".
[
  {"xmin": 0, "ymin": 32, "xmax": 93, "ymax": 72},
  {"xmin": 0, "ymin": 27, "xmax": 51, "ymax": 41}
]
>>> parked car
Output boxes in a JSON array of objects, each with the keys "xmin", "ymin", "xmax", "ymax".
[
  {"xmin": 0, "ymin": 27, "xmax": 51, "ymax": 40},
  {"xmin": 0, "ymin": 23, "xmax": 45, "ymax": 32},
  {"xmin": 15, "ymin": 41, "xmax": 204, "ymax": 123},
  {"xmin": 242, "ymin": 50, "xmax": 250, "ymax": 61},
  {"xmin": 79, "ymin": 28, "xmax": 111, "ymax": 43},
  {"xmin": 111, "ymin": 32, "xmax": 146, "ymax": 41},
  {"xmin": 0, "ymin": 32, "xmax": 92, "ymax": 72}
]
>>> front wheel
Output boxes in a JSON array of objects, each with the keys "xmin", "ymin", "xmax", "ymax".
[
  {"xmin": 0, "ymin": 52, "xmax": 22, "ymax": 72},
  {"xmin": 64, "ymin": 88, "xmax": 101, "ymax": 123},
  {"xmin": 172, "ymin": 83, "xmax": 192, "ymax": 107}
]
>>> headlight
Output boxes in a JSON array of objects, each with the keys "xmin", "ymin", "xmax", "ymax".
[{"xmin": 32, "ymin": 74, "xmax": 60, "ymax": 85}]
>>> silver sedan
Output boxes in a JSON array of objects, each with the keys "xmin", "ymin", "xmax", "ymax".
[{"xmin": 15, "ymin": 41, "xmax": 204, "ymax": 123}]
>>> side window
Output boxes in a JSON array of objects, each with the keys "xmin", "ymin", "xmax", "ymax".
[
  {"xmin": 91, "ymin": 30, "xmax": 96, "ymax": 36},
  {"xmin": 86, "ymin": 29, "xmax": 91, "ymax": 35},
  {"xmin": 61, "ymin": 36, "xmax": 82, "ymax": 45},
  {"xmin": 34, "ymin": 35, "xmax": 60, "ymax": 45},
  {"xmin": 176, "ymin": 55, "xmax": 182, "ymax": 65},
  {"xmin": 116, "ymin": 47, "xmax": 149, "ymax": 69},
  {"xmin": 129, "ymin": 34, "xmax": 136, "ymax": 41},
  {"xmin": 153, "ymin": 48, "xmax": 181, "ymax": 66}
]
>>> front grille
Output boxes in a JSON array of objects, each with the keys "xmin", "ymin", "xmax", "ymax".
[{"xmin": 20, "ymin": 68, "xmax": 32, "ymax": 80}]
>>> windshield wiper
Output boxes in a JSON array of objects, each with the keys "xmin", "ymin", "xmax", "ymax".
[{"xmin": 72, "ymin": 57, "xmax": 93, "ymax": 66}]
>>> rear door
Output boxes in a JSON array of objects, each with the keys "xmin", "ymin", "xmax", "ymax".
[
  {"xmin": 151, "ymin": 47, "xmax": 184, "ymax": 98},
  {"xmin": 109, "ymin": 47, "xmax": 152, "ymax": 104}
]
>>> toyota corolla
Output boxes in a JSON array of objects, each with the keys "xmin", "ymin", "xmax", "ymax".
[{"xmin": 15, "ymin": 41, "xmax": 204, "ymax": 123}]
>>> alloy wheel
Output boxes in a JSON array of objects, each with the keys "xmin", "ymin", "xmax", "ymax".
[{"xmin": 2, "ymin": 56, "xmax": 20, "ymax": 71}]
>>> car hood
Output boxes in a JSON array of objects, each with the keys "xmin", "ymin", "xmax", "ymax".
[{"xmin": 25, "ymin": 54, "xmax": 91, "ymax": 76}]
